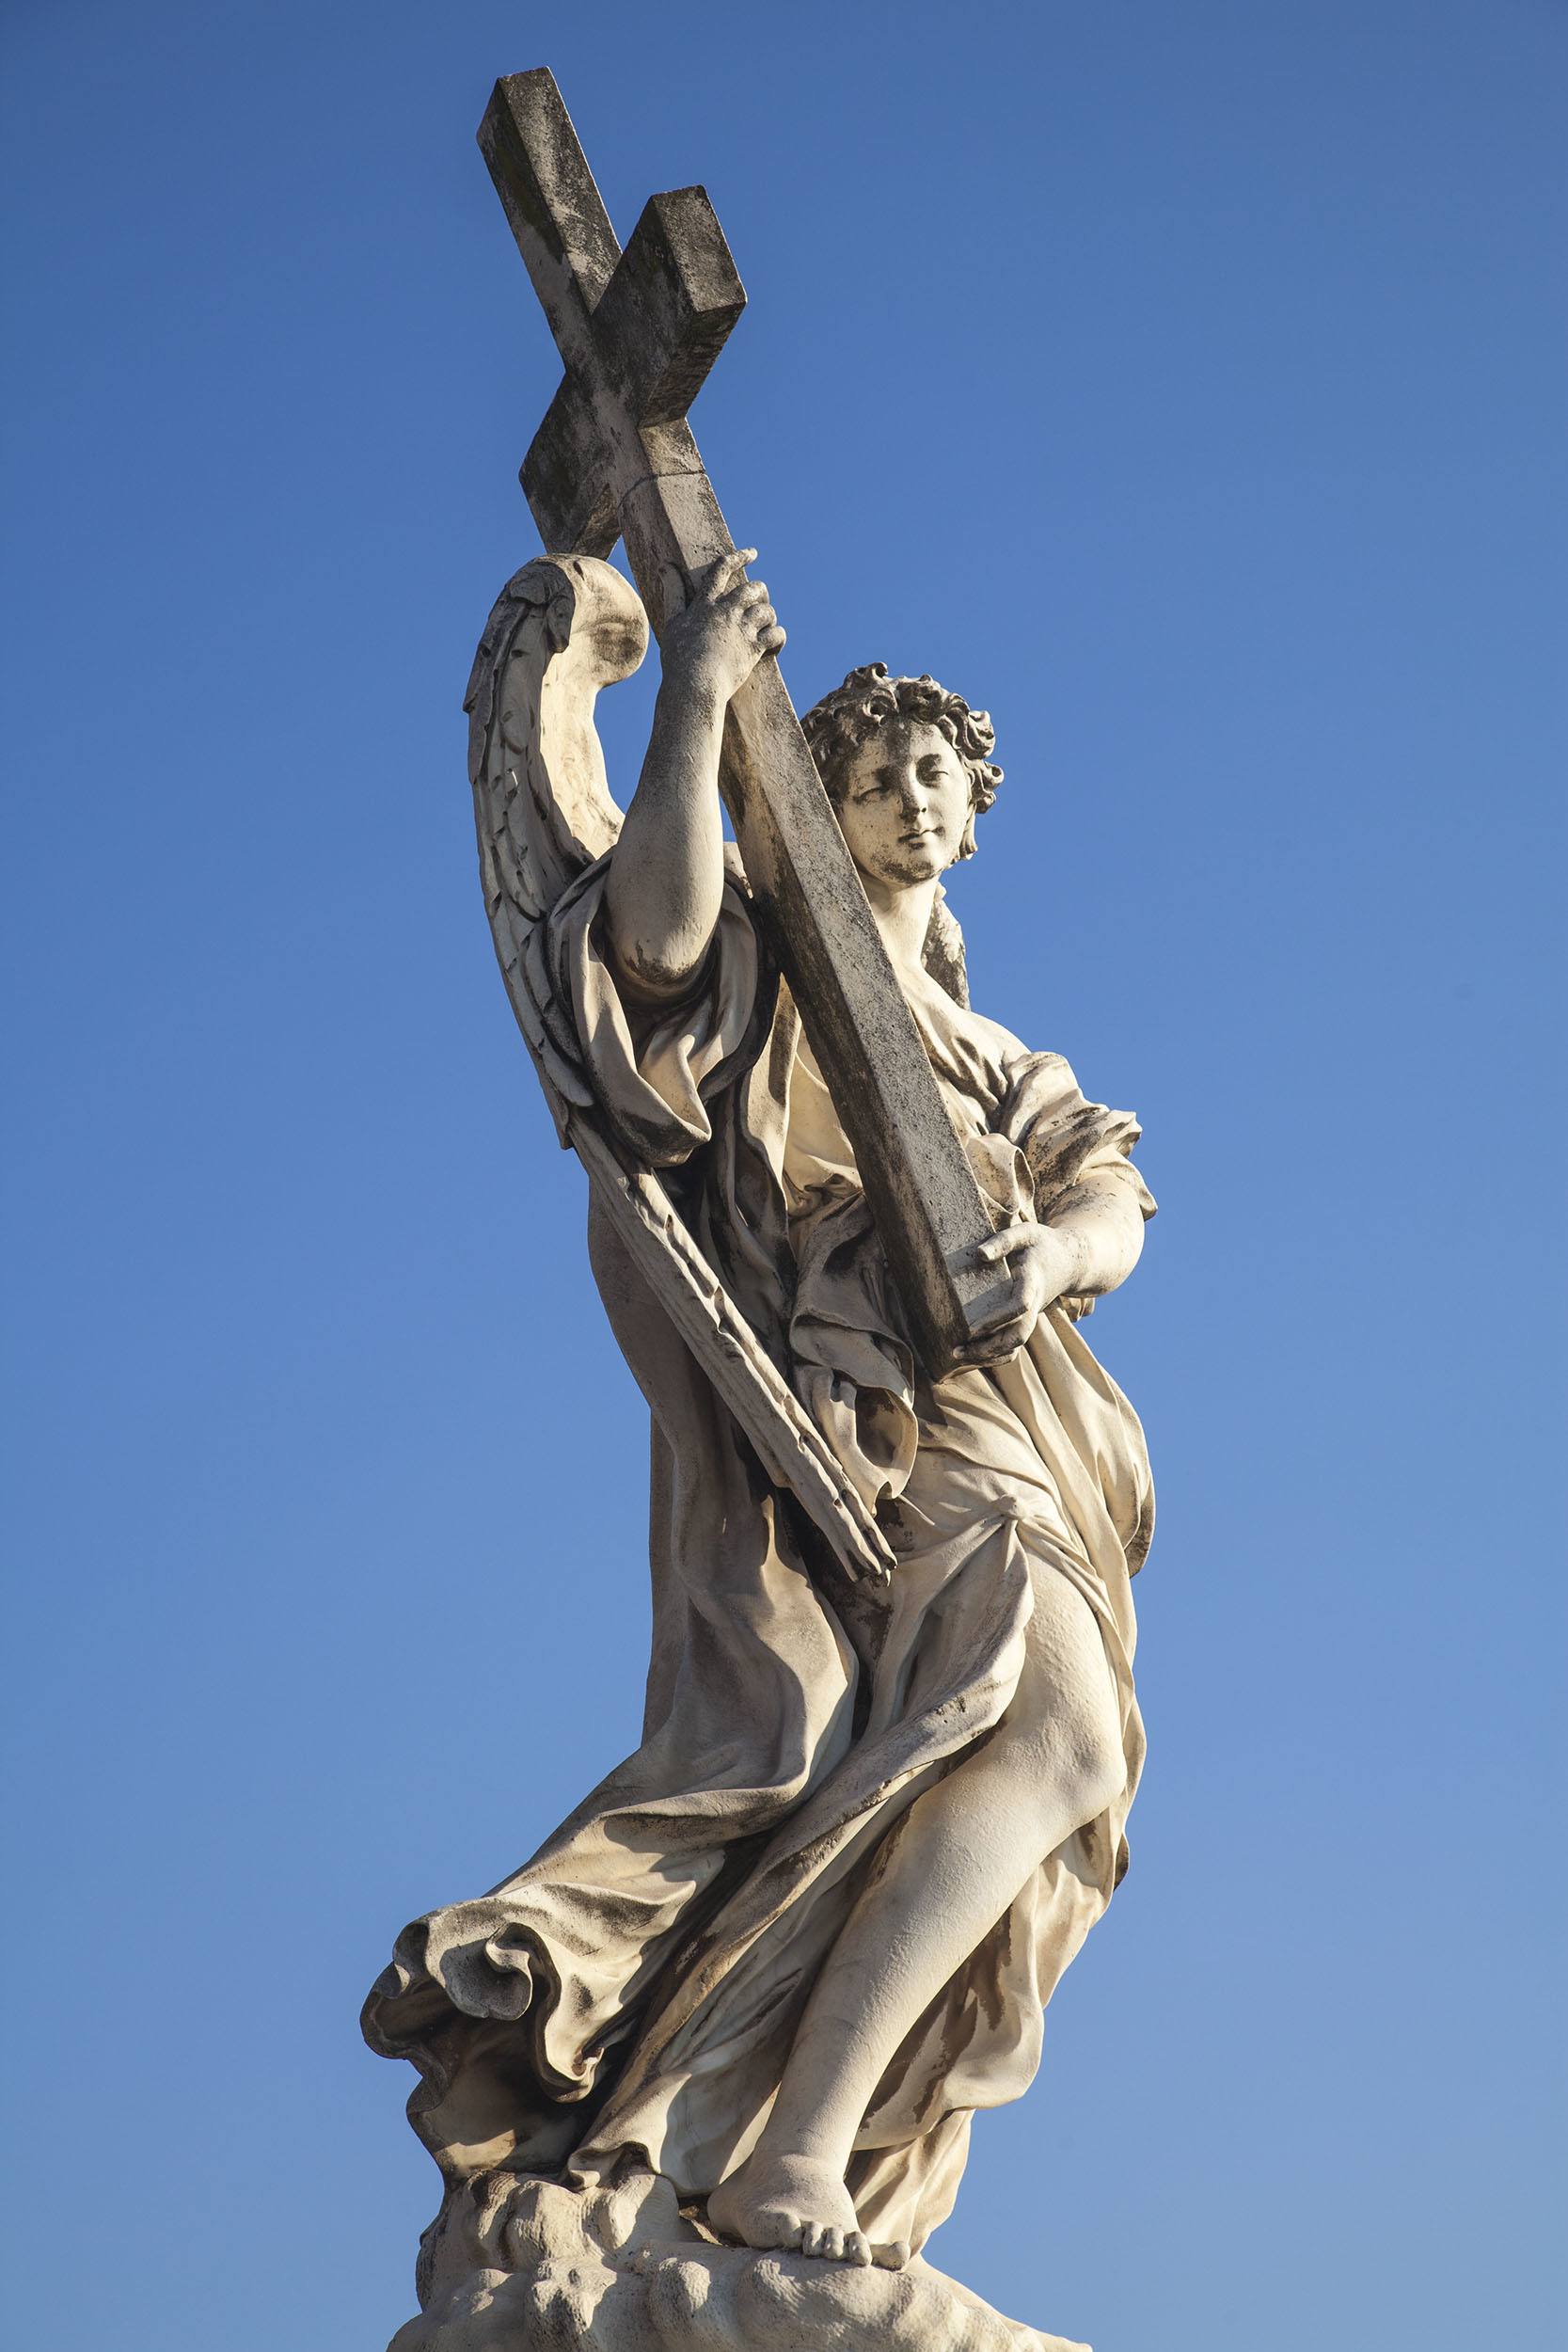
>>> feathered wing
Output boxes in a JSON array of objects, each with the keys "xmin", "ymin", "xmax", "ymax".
[
  {"xmin": 467, "ymin": 555, "xmax": 894, "ymax": 1586},
  {"xmin": 467, "ymin": 554, "xmax": 639, "ymax": 1136}
]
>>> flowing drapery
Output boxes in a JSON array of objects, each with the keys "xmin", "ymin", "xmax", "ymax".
[{"xmin": 363, "ymin": 866, "xmax": 1154, "ymax": 2254}]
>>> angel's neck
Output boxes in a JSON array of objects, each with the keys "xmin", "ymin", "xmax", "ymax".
[{"xmin": 856, "ymin": 871, "xmax": 939, "ymax": 977}]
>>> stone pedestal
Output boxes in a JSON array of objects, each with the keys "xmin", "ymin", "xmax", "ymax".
[{"xmin": 386, "ymin": 2171, "xmax": 1088, "ymax": 2352}]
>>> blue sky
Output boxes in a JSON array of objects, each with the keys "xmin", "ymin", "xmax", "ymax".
[{"xmin": 2, "ymin": 5, "xmax": 1563, "ymax": 2347}]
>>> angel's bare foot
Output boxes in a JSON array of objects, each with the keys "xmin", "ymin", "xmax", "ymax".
[{"xmin": 707, "ymin": 2152, "xmax": 872, "ymax": 2265}]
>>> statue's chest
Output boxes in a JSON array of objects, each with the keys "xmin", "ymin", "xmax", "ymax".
[{"xmin": 782, "ymin": 1012, "xmax": 1013, "ymax": 1209}]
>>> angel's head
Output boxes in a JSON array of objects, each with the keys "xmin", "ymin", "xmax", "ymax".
[{"xmin": 800, "ymin": 665, "xmax": 1002, "ymax": 890}]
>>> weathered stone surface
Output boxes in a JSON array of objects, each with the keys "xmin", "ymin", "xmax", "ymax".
[
  {"xmin": 387, "ymin": 2174, "xmax": 1088, "ymax": 2352},
  {"xmin": 639, "ymin": 2247, "xmax": 1089, "ymax": 2352}
]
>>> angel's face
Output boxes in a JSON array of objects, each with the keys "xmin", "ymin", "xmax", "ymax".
[{"xmin": 832, "ymin": 720, "xmax": 973, "ymax": 889}]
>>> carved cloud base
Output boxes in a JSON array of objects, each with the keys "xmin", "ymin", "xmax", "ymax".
[{"xmin": 387, "ymin": 2170, "xmax": 1089, "ymax": 2352}]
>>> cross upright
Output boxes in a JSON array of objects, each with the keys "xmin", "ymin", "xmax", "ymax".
[{"xmin": 479, "ymin": 68, "xmax": 1005, "ymax": 1375}]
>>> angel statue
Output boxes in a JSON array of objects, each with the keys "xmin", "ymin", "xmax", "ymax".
[{"xmin": 364, "ymin": 548, "xmax": 1156, "ymax": 2352}]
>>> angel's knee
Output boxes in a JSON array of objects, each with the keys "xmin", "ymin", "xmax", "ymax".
[
  {"xmin": 1052, "ymin": 1705, "xmax": 1127, "ymax": 1830},
  {"xmin": 970, "ymin": 1704, "xmax": 1123, "ymax": 1860},
  {"xmin": 996, "ymin": 1587, "xmax": 1127, "ymax": 1836}
]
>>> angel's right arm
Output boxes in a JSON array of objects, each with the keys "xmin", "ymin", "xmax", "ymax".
[{"xmin": 603, "ymin": 550, "xmax": 783, "ymax": 998}]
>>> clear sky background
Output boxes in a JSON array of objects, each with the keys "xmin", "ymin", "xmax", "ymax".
[{"xmin": 2, "ymin": 5, "xmax": 1563, "ymax": 2347}]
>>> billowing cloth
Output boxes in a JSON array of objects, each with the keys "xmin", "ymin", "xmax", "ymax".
[{"xmin": 363, "ymin": 866, "xmax": 1154, "ymax": 2254}]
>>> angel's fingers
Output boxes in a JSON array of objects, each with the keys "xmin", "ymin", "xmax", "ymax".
[
  {"xmin": 960, "ymin": 1285, "xmax": 1029, "ymax": 1345},
  {"xmin": 758, "ymin": 624, "xmax": 786, "ymax": 655},
  {"xmin": 954, "ymin": 1319, "xmax": 1031, "ymax": 1367},
  {"xmin": 705, "ymin": 546, "xmax": 755, "ymax": 599},
  {"xmin": 974, "ymin": 1224, "xmax": 1034, "ymax": 1265},
  {"xmin": 720, "ymin": 578, "xmax": 770, "ymax": 620},
  {"xmin": 975, "ymin": 1280, "xmax": 1030, "ymax": 1326},
  {"xmin": 749, "ymin": 603, "xmax": 778, "ymax": 632}
]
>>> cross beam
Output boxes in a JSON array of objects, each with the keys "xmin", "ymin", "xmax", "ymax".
[{"xmin": 479, "ymin": 69, "xmax": 1004, "ymax": 1375}]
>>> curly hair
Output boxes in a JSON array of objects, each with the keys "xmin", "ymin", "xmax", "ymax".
[{"xmin": 799, "ymin": 663, "xmax": 1003, "ymax": 861}]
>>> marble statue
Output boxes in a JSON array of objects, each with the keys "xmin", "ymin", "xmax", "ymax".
[{"xmin": 362, "ymin": 72, "xmax": 1157, "ymax": 2352}]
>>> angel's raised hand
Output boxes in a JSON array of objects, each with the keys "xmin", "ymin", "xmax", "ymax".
[{"xmin": 663, "ymin": 548, "xmax": 785, "ymax": 702}]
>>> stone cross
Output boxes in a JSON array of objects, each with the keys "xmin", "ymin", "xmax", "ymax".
[{"xmin": 479, "ymin": 69, "xmax": 1002, "ymax": 1374}]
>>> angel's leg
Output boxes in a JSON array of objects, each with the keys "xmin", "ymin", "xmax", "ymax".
[{"xmin": 706, "ymin": 1565, "xmax": 1125, "ymax": 2264}]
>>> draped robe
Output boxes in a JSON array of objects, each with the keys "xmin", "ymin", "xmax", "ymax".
[{"xmin": 363, "ymin": 864, "xmax": 1156, "ymax": 2257}]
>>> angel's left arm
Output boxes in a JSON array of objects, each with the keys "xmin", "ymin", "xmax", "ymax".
[
  {"xmin": 956, "ymin": 1169, "xmax": 1145, "ymax": 1364},
  {"xmin": 1037, "ymin": 1165, "xmax": 1148, "ymax": 1298}
]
